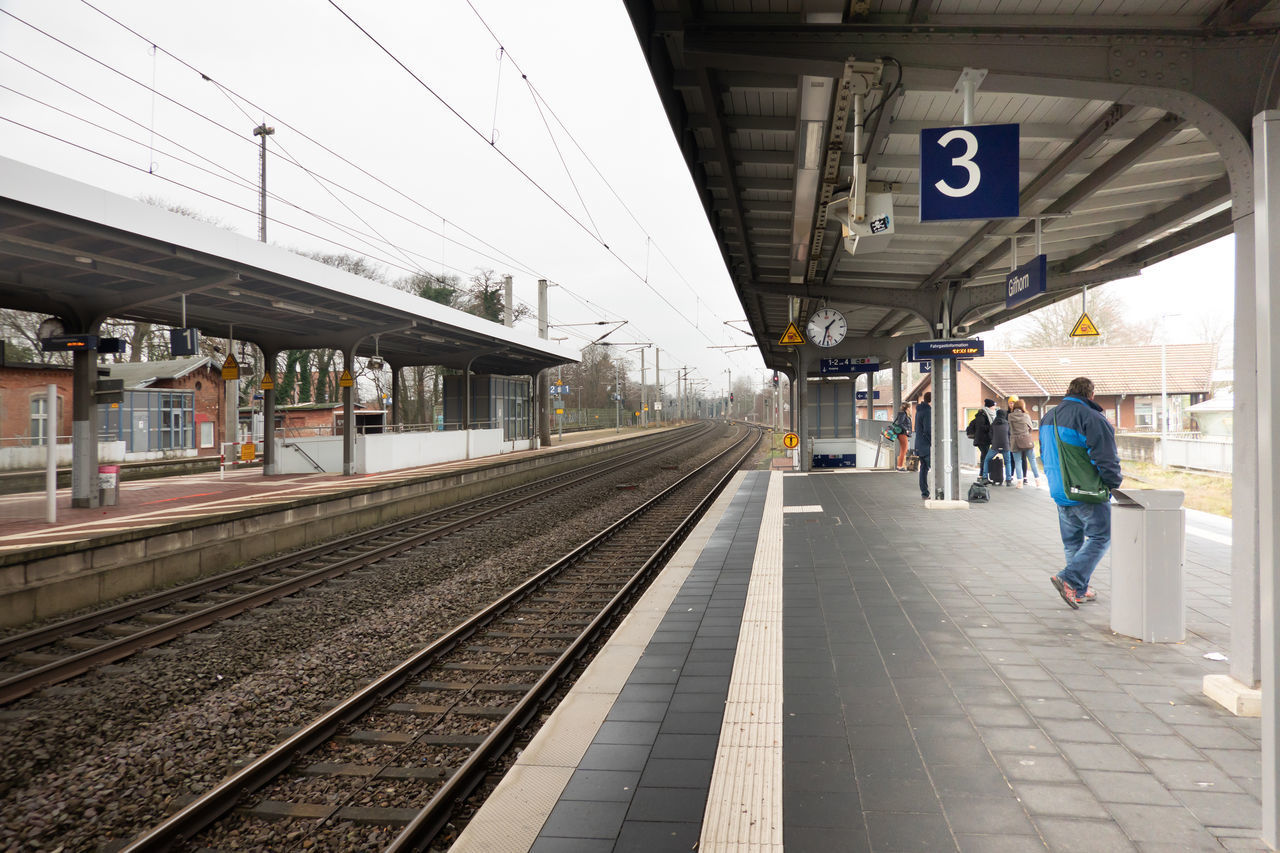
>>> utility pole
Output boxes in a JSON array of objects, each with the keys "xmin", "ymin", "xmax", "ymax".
[
  {"xmin": 654, "ymin": 349, "xmax": 661, "ymax": 426},
  {"xmin": 253, "ymin": 124, "xmax": 274, "ymax": 242}
]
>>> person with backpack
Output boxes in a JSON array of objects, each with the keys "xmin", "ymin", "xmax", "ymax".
[
  {"xmin": 1041, "ymin": 377, "xmax": 1124, "ymax": 609},
  {"xmin": 891, "ymin": 403, "xmax": 912, "ymax": 470},
  {"xmin": 982, "ymin": 407, "xmax": 1012, "ymax": 486},
  {"xmin": 966, "ymin": 399, "xmax": 995, "ymax": 475}
]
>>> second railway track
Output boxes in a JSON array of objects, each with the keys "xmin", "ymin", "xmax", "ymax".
[
  {"xmin": 0, "ymin": 424, "xmax": 719, "ymax": 706},
  {"xmin": 117, "ymin": 423, "xmax": 762, "ymax": 852}
]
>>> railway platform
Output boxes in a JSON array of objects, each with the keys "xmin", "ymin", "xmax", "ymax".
[
  {"xmin": 0, "ymin": 425, "xmax": 669, "ymax": 627},
  {"xmin": 454, "ymin": 467, "xmax": 1259, "ymax": 853}
]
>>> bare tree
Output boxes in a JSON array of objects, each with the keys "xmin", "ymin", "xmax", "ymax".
[{"xmin": 1009, "ymin": 289, "xmax": 1155, "ymax": 348}]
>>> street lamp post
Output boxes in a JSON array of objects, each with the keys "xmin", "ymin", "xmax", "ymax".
[{"xmin": 1158, "ymin": 313, "xmax": 1181, "ymax": 466}]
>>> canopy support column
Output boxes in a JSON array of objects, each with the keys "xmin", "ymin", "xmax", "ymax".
[
  {"xmin": 70, "ymin": 345, "xmax": 99, "ymax": 508},
  {"xmin": 342, "ymin": 347, "xmax": 355, "ymax": 476},
  {"xmin": 262, "ymin": 348, "xmax": 279, "ymax": 476}
]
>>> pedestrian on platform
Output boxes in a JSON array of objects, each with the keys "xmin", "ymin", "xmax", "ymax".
[
  {"xmin": 982, "ymin": 407, "xmax": 1012, "ymax": 486},
  {"xmin": 968, "ymin": 399, "xmax": 995, "ymax": 472},
  {"xmin": 1041, "ymin": 377, "xmax": 1124, "ymax": 609},
  {"xmin": 892, "ymin": 403, "xmax": 912, "ymax": 470},
  {"xmin": 1007, "ymin": 399, "xmax": 1039, "ymax": 488},
  {"xmin": 914, "ymin": 392, "xmax": 931, "ymax": 499}
]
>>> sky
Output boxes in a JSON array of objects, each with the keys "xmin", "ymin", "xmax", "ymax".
[{"xmin": 0, "ymin": 0, "xmax": 1239, "ymax": 397}]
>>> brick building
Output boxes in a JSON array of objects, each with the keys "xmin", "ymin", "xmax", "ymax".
[{"xmin": 907, "ymin": 343, "xmax": 1218, "ymax": 432}]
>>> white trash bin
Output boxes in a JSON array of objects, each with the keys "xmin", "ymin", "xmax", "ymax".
[{"xmin": 1109, "ymin": 488, "xmax": 1185, "ymax": 643}]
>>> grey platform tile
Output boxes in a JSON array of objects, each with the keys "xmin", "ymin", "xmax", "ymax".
[
  {"xmin": 1011, "ymin": 782, "xmax": 1110, "ymax": 819},
  {"xmin": 528, "ymin": 837, "xmax": 615, "ymax": 853},
  {"xmin": 593, "ymin": 721, "xmax": 662, "ymax": 746},
  {"xmin": 943, "ymin": 795, "xmax": 1038, "ymax": 836},
  {"xmin": 1077, "ymin": 770, "xmax": 1179, "ymax": 806},
  {"xmin": 637, "ymin": 757, "xmax": 714, "ymax": 790},
  {"xmin": 667, "ymin": 692, "xmax": 726, "ymax": 714},
  {"xmin": 1172, "ymin": 724, "xmax": 1258, "ymax": 751},
  {"xmin": 930, "ymin": 762, "xmax": 1013, "ymax": 798},
  {"xmin": 1173, "ymin": 790, "xmax": 1263, "ymax": 829},
  {"xmin": 901, "ymin": 693, "xmax": 966, "ymax": 716},
  {"xmin": 612, "ymin": 821, "xmax": 700, "ymax": 853},
  {"xmin": 786, "ymin": 825, "xmax": 871, "ymax": 853},
  {"xmin": 785, "ymin": 711, "xmax": 849, "ymax": 739},
  {"xmin": 954, "ymin": 687, "xmax": 1021, "ymax": 707},
  {"xmin": 785, "ymin": 690, "xmax": 843, "ymax": 717},
  {"xmin": 671, "ymin": 675, "xmax": 730, "ymax": 694},
  {"xmin": 1034, "ymin": 817, "xmax": 1138, "ymax": 853},
  {"xmin": 626, "ymin": 786, "xmax": 708, "ymax": 823},
  {"xmin": 1070, "ymin": 690, "xmax": 1148, "ymax": 713},
  {"xmin": 978, "ymin": 726, "xmax": 1058, "ymax": 755},
  {"xmin": 625, "ymin": 667, "xmax": 681, "ymax": 686},
  {"xmin": 1202, "ymin": 748, "xmax": 1263, "ymax": 779},
  {"xmin": 910, "ymin": 715, "xmax": 980, "ymax": 739},
  {"xmin": 964, "ymin": 705, "xmax": 1036, "ymax": 728},
  {"xmin": 916, "ymin": 733, "xmax": 993, "ymax": 765},
  {"xmin": 790, "ymin": 734, "xmax": 857, "ymax": 763},
  {"xmin": 1037, "ymin": 718, "xmax": 1116, "ymax": 744},
  {"xmin": 616, "ymin": 683, "xmax": 676, "ymax": 704},
  {"xmin": 864, "ymin": 811, "xmax": 957, "ymax": 852},
  {"xmin": 955, "ymin": 833, "xmax": 1050, "ymax": 852},
  {"xmin": 1089, "ymin": 709, "xmax": 1176, "ymax": 735},
  {"xmin": 784, "ymin": 788, "xmax": 866, "ymax": 829},
  {"xmin": 538, "ymin": 800, "xmax": 630, "ymax": 840},
  {"xmin": 787, "ymin": 759, "xmax": 860, "ymax": 793},
  {"xmin": 1057, "ymin": 741, "xmax": 1146, "ymax": 773},
  {"xmin": 847, "ymin": 722, "xmax": 917, "ymax": 749},
  {"xmin": 578, "ymin": 743, "xmax": 652, "ymax": 772},
  {"xmin": 1114, "ymin": 733, "xmax": 1203, "ymax": 762},
  {"xmin": 650, "ymin": 733, "xmax": 718, "ymax": 760},
  {"xmin": 659, "ymin": 711, "xmax": 722, "ymax": 735},
  {"xmin": 1142, "ymin": 758, "xmax": 1248, "ymax": 794},
  {"xmin": 858, "ymin": 774, "xmax": 942, "ymax": 813},
  {"xmin": 1107, "ymin": 803, "xmax": 1227, "ymax": 845},
  {"xmin": 559, "ymin": 769, "xmax": 642, "ymax": 803},
  {"xmin": 606, "ymin": 701, "xmax": 668, "ymax": 723}
]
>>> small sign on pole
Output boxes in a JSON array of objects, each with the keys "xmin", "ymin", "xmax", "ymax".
[
  {"xmin": 778, "ymin": 322, "xmax": 806, "ymax": 346},
  {"xmin": 221, "ymin": 355, "xmax": 240, "ymax": 381},
  {"xmin": 261, "ymin": 373, "xmax": 275, "ymax": 390},
  {"xmin": 339, "ymin": 369, "xmax": 354, "ymax": 388},
  {"xmin": 783, "ymin": 432, "xmax": 800, "ymax": 449}
]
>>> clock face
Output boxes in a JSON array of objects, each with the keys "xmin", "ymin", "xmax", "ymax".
[{"xmin": 806, "ymin": 308, "xmax": 847, "ymax": 348}]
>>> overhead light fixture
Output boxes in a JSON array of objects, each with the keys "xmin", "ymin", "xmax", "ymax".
[
  {"xmin": 801, "ymin": 120, "xmax": 826, "ymax": 170},
  {"xmin": 228, "ymin": 290, "xmax": 241, "ymax": 297},
  {"xmin": 270, "ymin": 299, "xmax": 314, "ymax": 315},
  {"xmin": 74, "ymin": 256, "xmax": 93, "ymax": 264}
]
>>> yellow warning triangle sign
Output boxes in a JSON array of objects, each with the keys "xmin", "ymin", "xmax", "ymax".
[
  {"xmin": 1070, "ymin": 313, "xmax": 1100, "ymax": 337},
  {"xmin": 260, "ymin": 373, "xmax": 275, "ymax": 390},
  {"xmin": 339, "ymin": 369, "xmax": 354, "ymax": 388},
  {"xmin": 778, "ymin": 322, "xmax": 806, "ymax": 346}
]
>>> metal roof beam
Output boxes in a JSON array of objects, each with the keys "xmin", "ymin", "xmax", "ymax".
[
  {"xmin": 1114, "ymin": 208, "xmax": 1233, "ymax": 268},
  {"xmin": 959, "ymin": 112, "xmax": 1185, "ymax": 281},
  {"xmin": 922, "ymin": 103, "xmax": 1134, "ymax": 287},
  {"xmin": 1202, "ymin": 0, "xmax": 1271, "ymax": 28},
  {"xmin": 1059, "ymin": 177, "xmax": 1229, "ymax": 271},
  {"xmin": 696, "ymin": 68, "xmax": 756, "ymax": 283}
]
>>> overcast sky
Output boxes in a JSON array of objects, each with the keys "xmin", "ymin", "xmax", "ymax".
[{"xmin": 0, "ymin": 0, "xmax": 1237, "ymax": 393}]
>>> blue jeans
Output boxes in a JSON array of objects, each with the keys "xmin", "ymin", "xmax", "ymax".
[
  {"xmin": 1056, "ymin": 502, "xmax": 1111, "ymax": 594},
  {"xmin": 1007, "ymin": 450, "xmax": 1023, "ymax": 481}
]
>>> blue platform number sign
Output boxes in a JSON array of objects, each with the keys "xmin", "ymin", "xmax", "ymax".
[{"xmin": 919, "ymin": 123, "xmax": 1019, "ymax": 221}]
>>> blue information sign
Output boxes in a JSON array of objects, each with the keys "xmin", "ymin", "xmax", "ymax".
[
  {"xmin": 819, "ymin": 357, "xmax": 879, "ymax": 375},
  {"xmin": 919, "ymin": 361, "xmax": 962, "ymax": 374},
  {"xmin": 1005, "ymin": 254, "xmax": 1047, "ymax": 309},
  {"xmin": 855, "ymin": 390, "xmax": 881, "ymax": 400},
  {"xmin": 912, "ymin": 338, "xmax": 985, "ymax": 359},
  {"xmin": 919, "ymin": 123, "xmax": 1019, "ymax": 221}
]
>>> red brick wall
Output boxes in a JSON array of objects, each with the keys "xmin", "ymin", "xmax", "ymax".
[{"xmin": 0, "ymin": 366, "xmax": 72, "ymax": 444}]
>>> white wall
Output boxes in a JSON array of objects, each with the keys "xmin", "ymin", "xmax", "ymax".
[
  {"xmin": 0, "ymin": 440, "xmax": 125, "ymax": 471},
  {"xmin": 274, "ymin": 428, "xmax": 512, "ymax": 474}
]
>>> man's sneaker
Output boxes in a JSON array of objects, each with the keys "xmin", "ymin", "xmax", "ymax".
[
  {"xmin": 1081, "ymin": 587, "xmax": 1097, "ymax": 603},
  {"xmin": 1051, "ymin": 575, "xmax": 1080, "ymax": 610}
]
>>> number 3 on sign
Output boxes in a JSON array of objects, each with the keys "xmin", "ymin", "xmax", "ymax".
[{"xmin": 933, "ymin": 130, "xmax": 980, "ymax": 198}]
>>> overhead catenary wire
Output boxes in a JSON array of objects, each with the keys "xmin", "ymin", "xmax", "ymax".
[{"xmin": 11, "ymin": 0, "xmax": 747, "ymax": 372}]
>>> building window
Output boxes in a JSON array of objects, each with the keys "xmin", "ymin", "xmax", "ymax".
[{"xmin": 30, "ymin": 397, "xmax": 49, "ymax": 446}]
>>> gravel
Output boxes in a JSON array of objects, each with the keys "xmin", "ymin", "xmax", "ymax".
[{"xmin": 0, "ymin": 427, "xmax": 747, "ymax": 852}]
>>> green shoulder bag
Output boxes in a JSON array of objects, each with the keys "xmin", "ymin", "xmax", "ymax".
[{"xmin": 1051, "ymin": 415, "xmax": 1110, "ymax": 504}]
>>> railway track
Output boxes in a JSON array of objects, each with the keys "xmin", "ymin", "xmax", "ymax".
[
  {"xmin": 119, "ymin": 424, "xmax": 761, "ymax": 852},
  {"xmin": 0, "ymin": 423, "xmax": 716, "ymax": 706}
]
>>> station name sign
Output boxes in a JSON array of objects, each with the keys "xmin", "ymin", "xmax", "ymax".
[
  {"xmin": 910, "ymin": 339, "xmax": 985, "ymax": 360},
  {"xmin": 819, "ymin": 357, "xmax": 879, "ymax": 375},
  {"xmin": 1006, "ymin": 254, "xmax": 1047, "ymax": 309}
]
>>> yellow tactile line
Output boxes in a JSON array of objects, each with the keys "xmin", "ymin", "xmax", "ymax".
[{"xmin": 700, "ymin": 470, "xmax": 784, "ymax": 853}]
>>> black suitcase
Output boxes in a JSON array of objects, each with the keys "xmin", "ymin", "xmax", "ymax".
[{"xmin": 987, "ymin": 453, "xmax": 1005, "ymax": 483}]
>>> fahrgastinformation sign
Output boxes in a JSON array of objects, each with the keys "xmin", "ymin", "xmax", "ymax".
[{"xmin": 910, "ymin": 339, "xmax": 985, "ymax": 360}]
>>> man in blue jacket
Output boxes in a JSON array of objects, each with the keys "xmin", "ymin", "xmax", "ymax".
[
  {"xmin": 914, "ymin": 391, "xmax": 932, "ymax": 499},
  {"xmin": 1040, "ymin": 377, "xmax": 1124, "ymax": 609}
]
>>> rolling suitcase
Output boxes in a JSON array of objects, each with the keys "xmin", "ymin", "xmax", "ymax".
[{"xmin": 987, "ymin": 453, "xmax": 1005, "ymax": 484}]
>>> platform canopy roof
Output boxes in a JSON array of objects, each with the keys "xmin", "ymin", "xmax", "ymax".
[
  {"xmin": 622, "ymin": 0, "xmax": 1275, "ymax": 374},
  {"xmin": 0, "ymin": 157, "xmax": 575, "ymax": 375}
]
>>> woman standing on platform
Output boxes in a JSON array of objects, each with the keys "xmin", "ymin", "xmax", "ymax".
[
  {"xmin": 1007, "ymin": 399, "xmax": 1040, "ymax": 488},
  {"xmin": 892, "ymin": 403, "xmax": 912, "ymax": 470}
]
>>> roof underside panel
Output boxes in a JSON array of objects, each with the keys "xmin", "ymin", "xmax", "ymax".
[{"xmin": 624, "ymin": 0, "xmax": 1264, "ymax": 372}]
